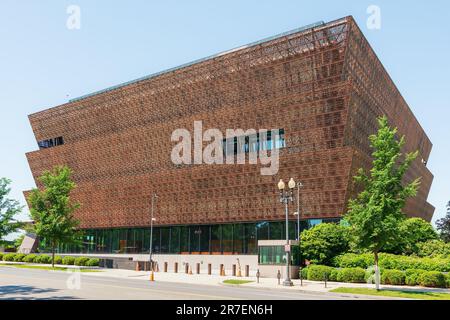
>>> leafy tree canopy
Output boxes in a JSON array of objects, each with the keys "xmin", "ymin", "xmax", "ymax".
[
  {"xmin": 436, "ymin": 201, "xmax": 450, "ymax": 243},
  {"xmin": 345, "ymin": 116, "xmax": 420, "ymax": 289},
  {"xmin": 0, "ymin": 178, "xmax": 23, "ymax": 241},
  {"xmin": 28, "ymin": 166, "xmax": 81, "ymax": 266}
]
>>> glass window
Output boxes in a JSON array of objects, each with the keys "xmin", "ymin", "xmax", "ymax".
[
  {"xmin": 233, "ymin": 224, "xmax": 244, "ymax": 254},
  {"xmin": 189, "ymin": 226, "xmax": 201, "ymax": 253},
  {"xmin": 244, "ymin": 223, "xmax": 257, "ymax": 254},
  {"xmin": 170, "ymin": 226, "xmax": 180, "ymax": 254},
  {"xmin": 199, "ymin": 225, "xmax": 210, "ymax": 253},
  {"xmin": 269, "ymin": 221, "xmax": 283, "ymax": 240},
  {"xmin": 143, "ymin": 228, "xmax": 150, "ymax": 253},
  {"xmin": 210, "ymin": 225, "xmax": 221, "ymax": 253},
  {"xmin": 151, "ymin": 228, "xmax": 160, "ymax": 253},
  {"xmin": 180, "ymin": 226, "xmax": 189, "ymax": 253},
  {"xmin": 160, "ymin": 227, "xmax": 170, "ymax": 253},
  {"xmin": 222, "ymin": 224, "xmax": 233, "ymax": 254},
  {"xmin": 258, "ymin": 246, "xmax": 290, "ymax": 265},
  {"xmin": 256, "ymin": 221, "xmax": 269, "ymax": 240}
]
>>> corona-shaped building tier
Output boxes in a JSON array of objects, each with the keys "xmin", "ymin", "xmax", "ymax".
[{"xmin": 25, "ymin": 16, "xmax": 433, "ymax": 255}]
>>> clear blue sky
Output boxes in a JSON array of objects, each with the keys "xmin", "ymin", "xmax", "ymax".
[{"xmin": 1, "ymin": 1, "xmax": 449, "ymax": 230}]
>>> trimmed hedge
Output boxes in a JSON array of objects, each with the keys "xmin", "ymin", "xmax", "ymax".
[
  {"xmin": 62, "ymin": 256, "xmax": 76, "ymax": 265},
  {"xmin": 3, "ymin": 253, "xmax": 17, "ymax": 261},
  {"xmin": 329, "ymin": 268, "xmax": 339, "ymax": 282},
  {"xmin": 333, "ymin": 253, "xmax": 450, "ymax": 272},
  {"xmin": 336, "ymin": 268, "xmax": 366, "ymax": 283},
  {"xmin": 405, "ymin": 269, "xmax": 426, "ymax": 286},
  {"xmin": 13, "ymin": 253, "xmax": 27, "ymax": 262},
  {"xmin": 306, "ymin": 265, "xmax": 335, "ymax": 281},
  {"xmin": 23, "ymin": 254, "xmax": 38, "ymax": 263},
  {"xmin": 53, "ymin": 256, "xmax": 63, "ymax": 265},
  {"xmin": 74, "ymin": 257, "xmax": 90, "ymax": 266},
  {"xmin": 0, "ymin": 253, "xmax": 98, "ymax": 268},
  {"xmin": 85, "ymin": 258, "xmax": 100, "ymax": 267},
  {"xmin": 36, "ymin": 255, "xmax": 52, "ymax": 264},
  {"xmin": 333, "ymin": 253, "xmax": 372, "ymax": 269},
  {"xmin": 300, "ymin": 267, "xmax": 308, "ymax": 279},
  {"xmin": 417, "ymin": 271, "xmax": 447, "ymax": 288},
  {"xmin": 381, "ymin": 269, "xmax": 405, "ymax": 285}
]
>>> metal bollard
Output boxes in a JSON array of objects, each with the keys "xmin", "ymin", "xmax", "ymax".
[
  {"xmin": 245, "ymin": 265, "xmax": 249, "ymax": 277},
  {"xmin": 277, "ymin": 270, "xmax": 281, "ymax": 285},
  {"xmin": 185, "ymin": 263, "xmax": 189, "ymax": 274},
  {"xmin": 220, "ymin": 264, "xmax": 224, "ymax": 276},
  {"xmin": 232, "ymin": 264, "xmax": 236, "ymax": 276},
  {"xmin": 256, "ymin": 269, "xmax": 260, "ymax": 283},
  {"xmin": 164, "ymin": 262, "xmax": 168, "ymax": 273},
  {"xmin": 324, "ymin": 273, "xmax": 327, "ymax": 288},
  {"xmin": 196, "ymin": 263, "xmax": 200, "ymax": 274},
  {"xmin": 174, "ymin": 262, "xmax": 178, "ymax": 273},
  {"xmin": 208, "ymin": 263, "xmax": 212, "ymax": 275}
]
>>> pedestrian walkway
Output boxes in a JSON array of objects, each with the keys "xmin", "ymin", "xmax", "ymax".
[
  {"xmin": 78, "ymin": 267, "xmax": 450, "ymax": 295},
  {"xmin": 3, "ymin": 261, "xmax": 449, "ymax": 295}
]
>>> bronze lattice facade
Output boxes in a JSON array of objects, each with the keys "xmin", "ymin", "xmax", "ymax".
[{"xmin": 25, "ymin": 16, "xmax": 434, "ymax": 237}]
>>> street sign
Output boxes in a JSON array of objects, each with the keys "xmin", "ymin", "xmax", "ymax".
[{"xmin": 284, "ymin": 244, "xmax": 291, "ymax": 253}]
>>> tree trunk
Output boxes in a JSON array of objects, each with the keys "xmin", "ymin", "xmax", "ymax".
[
  {"xmin": 374, "ymin": 251, "xmax": 380, "ymax": 290},
  {"xmin": 51, "ymin": 240, "xmax": 55, "ymax": 268}
]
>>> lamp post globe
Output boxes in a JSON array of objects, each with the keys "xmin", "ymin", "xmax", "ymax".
[{"xmin": 278, "ymin": 179, "xmax": 285, "ymax": 190}]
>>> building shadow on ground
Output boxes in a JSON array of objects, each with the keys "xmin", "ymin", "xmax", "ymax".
[{"xmin": 0, "ymin": 285, "xmax": 79, "ymax": 300}]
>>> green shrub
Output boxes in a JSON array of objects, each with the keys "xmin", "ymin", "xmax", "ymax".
[
  {"xmin": 417, "ymin": 240, "xmax": 450, "ymax": 258},
  {"xmin": 0, "ymin": 252, "xmax": 4, "ymax": 261},
  {"xmin": 306, "ymin": 265, "xmax": 335, "ymax": 281},
  {"xmin": 333, "ymin": 253, "xmax": 373, "ymax": 268},
  {"xmin": 62, "ymin": 256, "xmax": 76, "ymax": 265},
  {"xmin": 3, "ymin": 253, "xmax": 17, "ymax": 261},
  {"xmin": 417, "ymin": 271, "xmax": 447, "ymax": 288},
  {"xmin": 74, "ymin": 257, "xmax": 90, "ymax": 266},
  {"xmin": 446, "ymin": 274, "xmax": 450, "ymax": 288},
  {"xmin": 53, "ymin": 256, "xmax": 63, "ymax": 265},
  {"xmin": 85, "ymin": 258, "xmax": 100, "ymax": 267},
  {"xmin": 333, "ymin": 253, "xmax": 450, "ymax": 272},
  {"xmin": 23, "ymin": 254, "xmax": 38, "ymax": 263},
  {"xmin": 36, "ymin": 254, "xmax": 52, "ymax": 264},
  {"xmin": 299, "ymin": 223, "xmax": 350, "ymax": 265},
  {"xmin": 13, "ymin": 253, "xmax": 27, "ymax": 262},
  {"xmin": 336, "ymin": 268, "xmax": 366, "ymax": 283},
  {"xmin": 329, "ymin": 268, "xmax": 339, "ymax": 282},
  {"xmin": 405, "ymin": 269, "xmax": 426, "ymax": 286},
  {"xmin": 381, "ymin": 269, "xmax": 405, "ymax": 285}
]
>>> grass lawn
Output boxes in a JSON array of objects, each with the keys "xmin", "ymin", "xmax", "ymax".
[
  {"xmin": 0, "ymin": 263, "xmax": 101, "ymax": 272},
  {"xmin": 223, "ymin": 279, "xmax": 254, "ymax": 285},
  {"xmin": 330, "ymin": 287, "xmax": 450, "ymax": 300}
]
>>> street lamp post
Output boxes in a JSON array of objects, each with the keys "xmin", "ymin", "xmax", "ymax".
[
  {"xmin": 278, "ymin": 178, "xmax": 296, "ymax": 287},
  {"xmin": 293, "ymin": 182, "xmax": 303, "ymax": 241},
  {"xmin": 149, "ymin": 193, "xmax": 158, "ymax": 272}
]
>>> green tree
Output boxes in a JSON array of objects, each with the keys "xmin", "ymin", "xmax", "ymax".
[
  {"xmin": 0, "ymin": 178, "xmax": 23, "ymax": 242},
  {"xmin": 397, "ymin": 218, "xmax": 438, "ymax": 255},
  {"xmin": 28, "ymin": 166, "xmax": 81, "ymax": 267},
  {"xmin": 345, "ymin": 116, "xmax": 420, "ymax": 289},
  {"xmin": 436, "ymin": 201, "xmax": 450, "ymax": 243},
  {"xmin": 300, "ymin": 223, "xmax": 349, "ymax": 265}
]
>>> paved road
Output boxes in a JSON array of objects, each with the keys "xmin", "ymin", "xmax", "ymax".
[{"xmin": 0, "ymin": 267, "xmax": 366, "ymax": 300}]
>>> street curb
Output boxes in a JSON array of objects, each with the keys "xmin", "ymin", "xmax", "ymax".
[{"xmin": 219, "ymin": 282, "xmax": 410, "ymax": 300}]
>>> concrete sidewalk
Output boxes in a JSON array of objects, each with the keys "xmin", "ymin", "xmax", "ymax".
[
  {"xmin": 77, "ymin": 267, "xmax": 450, "ymax": 295},
  {"xmin": 2, "ymin": 261, "xmax": 449, "ymax": 296}
]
